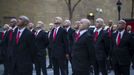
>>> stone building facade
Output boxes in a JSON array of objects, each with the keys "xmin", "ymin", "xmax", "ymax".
[{"xmin": 0, "ymin": 0, "xmax": 132, "ymax": 29}]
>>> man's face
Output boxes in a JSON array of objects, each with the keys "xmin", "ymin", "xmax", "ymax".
[
  {"xmin": 112, "ymin": 25, "xmax": 117, "ymax": 31},
  {"xmin": 36, "ymin": 22, "xmax": 42, "ymax": 29},
  {"xmin": 95, "ymin": 21, "xmax": 102, "ymax": 29},
  {"xmin": 63, "ymin": 21, "xmax": 69, "ymax": 28},
  {"xmin": 17, "ymin": 18, "xmax": 25, "ymax": 27},
  {"xmin": 108, "ymin": 21, "xmax": 113, "ymax": 27},
  {"xmin": 28, "ymin": 23, "xmax": 34, "ymax": 29},
  {"xmin": 126, "ymin": 26, "xmax": 131, "ymax": 31},
  {"xmin": 10, "ymin": 20, "xmax": 17, "ymax": 27},
  {"xmin": 117, "ymin": 22, "xmax": 126, "ymax": 31},
  {"xmin": 79, "ymin": 21, "xmax": 88, "ymax": 30},
  {"xmin": 54, "ymin": 18, "xmax": 61, "ymax": 24}
]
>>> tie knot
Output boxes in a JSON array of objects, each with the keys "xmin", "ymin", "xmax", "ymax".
[{"xmin": 95, "ymin": 31, "xmax": 98, "ymax": 34}]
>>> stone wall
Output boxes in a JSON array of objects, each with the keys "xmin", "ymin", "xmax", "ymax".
[{"xmin": 0, "ymin": 0, "xmax": 132, "ymax": 29}]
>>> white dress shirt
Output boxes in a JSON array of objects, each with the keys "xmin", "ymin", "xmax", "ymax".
[
  {"xmin": 116, "ymin": 29, "xmax": 125, "ymax": 44},
  {"xmin": 17, "ymin": 27, "xmax": 26, "ymax": 38}
]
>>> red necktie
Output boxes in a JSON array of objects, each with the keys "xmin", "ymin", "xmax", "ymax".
[
  {"xmin": 16, "ymin": 31, "xmax": 20, "ymax": 44},
  {"xmin": 108, "ymin": 29, "xmax": 112, "ymax": 38},
  {"xmin": 117, "ymin": 33, "xmax": 121, "ymax": 46},
  {"xmin": 53, "ymin": 29, "xmax": 57, "ymax": 41},
  {"xmin": 2, "ymin": 32, "xmax": 4, "ymax": 41},
  {"xmin": 9, "ymin": 30, "xmax": 13, "ymax": 41},
  {"xmin": 75, "ymin": 31, "xmax": 80, "ymax": 42},
  {"xmin": 94, "ymin": 31, "xmax": 98, "ymax": 42}
]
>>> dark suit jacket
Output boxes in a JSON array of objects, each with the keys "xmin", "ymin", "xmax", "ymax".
[
  {"xmin": 49, "ymin": 27, "xmax": 68, "ymax": 59},
  {"xmin": 35, "ymin": 30, "xmax": 48, "ymax": 50},
  {"xmin": 35, "ymin": 30, "xmax": 48, "ymax": 56},
  {"xmin": 0, "ymin": 31, "xmax": 8, "ymax": 63},
  {"xmin": 93, "ymin": 30, "xmax": 110, "ymax": 61},
  {"xmin": 67, "ymin": 28, "xmax": 75, "ymax": 53},
  {"xmin": 111, "ymin": 31, "xmax": 134, "ymax": 65},
  {"xmin": 4, "ymin": 28, "xmax": 18, "ymax": 57},
  {"xmin": 88, "ymin": 27, "xmax": 95, "ymax": 35},
  {"xmin": 72, "ymin": 31, "xmax": 95, "ymax": 71},
  {"xmin": 11, "ymin": 28, "xmax": 37, "ymax": 72}
]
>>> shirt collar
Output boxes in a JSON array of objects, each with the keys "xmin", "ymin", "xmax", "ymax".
[
  {"xmin": 37, "ymin": 29, "xmax": 42, "ymax": 35},
  {"xmin": 54, "ymin": 26, "xmax": 60, "ymax": 33},
  {"xmin": 66, "ymin": 26, "xmax": 70, "ymax": 32},
  {"xmin": 118, "ymin": 29, "xmax": 125, "ymax": 38},
  {"xmin": 79, "ymin": 29, "xmax": 87, "ymax": 36},
  {"xmin": 18, "ymin": 27, "xmax": 26, "ymax": 33},
  {"xmin": 94, "ymin": 27, "xmax": 102, "ymax": 33},
  {"xmin": 55, "ymin": 26, "xmax": 60, "ymax": 30}
]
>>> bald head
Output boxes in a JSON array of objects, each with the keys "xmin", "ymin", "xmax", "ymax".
[
  {"xmin": 74, "ymin": 21, "xmax": 80, "ymax": 30},
  {"xmin": 95, "ymin": 18, "xmax": 104, "ymax": 29},
  {"xmin": 36, "ymin": 21, "xmax": 44, "ymax": 29},
  {"xmin": 17, "ymin": 16, "xmax": 30, "ymax": 28},
  {"xmin": 126, "ymin": 25, "xmax": 132, "ymax": 32},
  {"xmin": 79, "ymin": 18, "xmax": 91, "ymax": 30},
  {"xmin": 112, "ymin": 24, "xmax": 118, "ymax": 31},
  {"xmin": 10, "ymin": 18, "xmax": 17, "ymax": 28},
  {"xmin": 108, "ymin": 20, "xmax": 113, "ymax": 27},
  {"xmin": 118, "ymin": 20, "xmax": 126, "ymax": 31},
  {"xmin": 63, "ymin": 20, "xmax": 71, "ymax": 28},
  {"xmin": 54, "ymin": 17, "xmax": 63, "ymax": 24},
  {"xmin": 28, "ymin": 22, "xmax": 34, "ymax": 30},
  {"xmin": 49, "ymin": 23, "xmax": 54, "ymax": 30}
]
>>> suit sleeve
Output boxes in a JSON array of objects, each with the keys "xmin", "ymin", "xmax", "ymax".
[
  {"xmin": 103, "ymin": 32, "xmax": 110, "ymax": 57},
  {"xmin": 28, "ymin": 33, "xmax": 38, "ymax": 63},
  {"xmin": 63, "ymin": 29, "xmax": 69, "ymax": 54},
  {"xmin": 43, "ymin": 32, "xmax": 49, "ymax": 48},
  {"xmin": 87, "ymin": 34, "xmax": 95, "ymax": 64}
]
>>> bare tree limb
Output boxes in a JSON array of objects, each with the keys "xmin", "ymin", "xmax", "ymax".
[
  {"xmin": 64, "ymin": 0, "xmax": 68, "ymax": 5},
  {"xmin": 72, "ymin": 0, "xmax": 82, "ymax": 13}
]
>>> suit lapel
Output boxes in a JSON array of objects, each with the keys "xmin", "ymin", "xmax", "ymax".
[
  {"xmin": 120, "ymin": 31, "xmax": 127, "ymax": 45},
  {"xmin": 76, "ymin": 31, "xmax": 87, "ymax": 42},
  {"xmin": 55, "ymin": 27, "xmax": 61, "ymax": 40},
  {"xmin": 36, "ymin": 30, "xmax": 42, "ymax": 37},
  {"xmin": 17, "ymin": 28, "xmax": 26, "ymax": 45},
  {"xmin": 98, "ymin": 30, "xmax": 103, "ymax": 41}
]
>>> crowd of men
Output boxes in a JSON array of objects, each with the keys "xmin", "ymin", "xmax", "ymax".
[{"xmin": 0, "ymin": 15, "xmax": 134, "ymax": 75}]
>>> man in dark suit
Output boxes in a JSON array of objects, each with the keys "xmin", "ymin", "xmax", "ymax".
[
  {"xmin": 4, "ymin": 18, "xmax": 19, "ymax": 75},
  {"xmin": 34, "ymin": 21, "xmax": 48, "ymax": 75},
  {"xmin": 93, "ymin": 18, "xmax": 110, "ymax": 75},
  {"xmin": 63, "ymin": 20, "xmax": 75, "ymax": 75},
  {"xmin": 49, "ymin": 17, "xmax": 68, "ymax": 75},
  {"xmin": 0, "ymin": 24, "xmax": 10, "ymax": 75},
  {"xmin": 110, "ymin": 20, "xmax": 134, "ymax": 75},
  {"xmin": 47, "ymin": 23, "xmax": 55, "ymax": 69},
  {"xmin": 7, "ymin": 16, "xmax": 37, "ymax": 75},
  {"xmin": 72, "ymin": 18, "xmax": 95, "ymax": 75}
]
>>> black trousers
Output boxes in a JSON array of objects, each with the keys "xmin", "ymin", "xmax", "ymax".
[
  {"xmin": 66, "ymin": 53, "xmax": 72, "ymax": 75},
  {"xmin": 47, "ymin": 47, "xmax": 52, "ymax": 67},
  {"xmin": 11, "ymin": 63, "xmax": 33, "ymax": 75},
  {"xmin": 93, "ymin": 59, "xmax": 107, "ymax": 75},
  {"xmin": 72, "ymin": 70, "xmax": 89, "ymax": 75},
  {"xmin": 35, "ymin": 50, "xmax": 47, "ymax": 75},
  {"xmin": 52, "ymin": 57, "xmax": 67, "ymax": 75},
  {"xmin": 113, "ymin": 63, "xmax": 130, "ymax": 75}
]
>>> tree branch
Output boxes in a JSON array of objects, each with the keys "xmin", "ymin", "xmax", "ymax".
[
  {"xmin": 64, "ymin": 0, "xmax": 68, "ymax": 5},
  {"xmin": 72, "ymin": 0, "xmax": 82, "ymax": 13}
]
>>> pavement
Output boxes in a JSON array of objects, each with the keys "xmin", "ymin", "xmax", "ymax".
[{"xmin": 0, "ymin": 60, "xmax": 134, "ymax": 75}]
